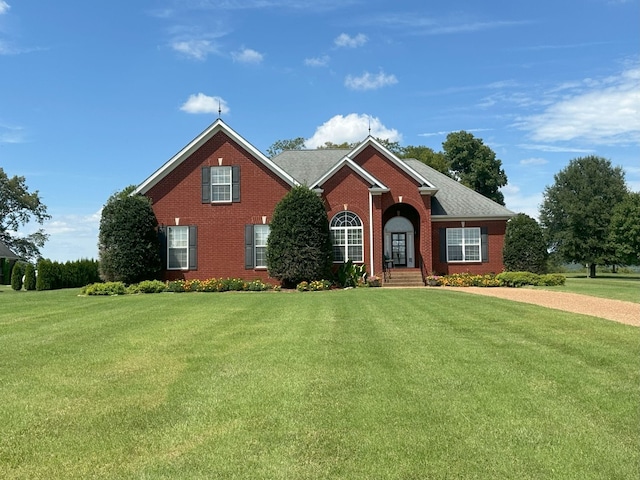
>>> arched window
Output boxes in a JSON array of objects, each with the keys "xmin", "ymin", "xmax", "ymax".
[{"xmin": 330, "ymin": 211, "xmax": 363, "ymax": 262}]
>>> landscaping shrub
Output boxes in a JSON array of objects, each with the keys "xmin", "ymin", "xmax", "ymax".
[
  {"xmin": 23, "ymin": 263, "xmax": 36, "ymax": 290},
  {"xmin": 10, "ymin": 262, "xmax": 25, "ymax": 291},
  {"xmin": 503, "ymin": 213, "xmax": 548, "ymax": 274},
  {"xmin": 495, "ymin": 271, "xmax": 566, "ymax": 287},
  {"xmin": 129, "ymin": 280, "xmax": 167, "ymax": 294},
  {"xmin": 36, "ymin": 259, "xmax": 100, "ymax": 290},
  {"xmin": 439, "ymin": 273, "xmax": 500, "ymax": 287},
  {"xmin": 267, "ymin": 185, "xmax": 332, "ymax": 287},
  {"xmin": 335, "ymin": 260, "xmax": 367, "ymax": 288},
  {"xmin": 81, "ymin": 282, "xmax": 127, "ymax": 296},
  {"xmin": 536, "ymin": 273, "xmax": 566, "ymax": 286}
]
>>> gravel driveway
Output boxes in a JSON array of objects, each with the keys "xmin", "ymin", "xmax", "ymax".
[{"xmin": 446, "ymin": 287, "xmax": 639, "ymax": 327}]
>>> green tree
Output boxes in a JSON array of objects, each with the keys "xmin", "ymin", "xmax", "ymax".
[
  {"xmin": 399, "ymin": 145, "xmax": 450, "ymax": 175},
  {"xmin": 442, "ymin": 131, "xmax": 507, "ymax": 205},
  {"xmin": 608, "ymin": 191, "xmax": 640, "ymax": 266},
  {"xmin": 539, "ymin": 156, "xmax": 627, "ymax": 278},
  {"xmin": 502, "ymin": 213, "xmax": 548, "ymax": 274},
  {"xmin": 0, "ymin": 168, "xmax": 50, "ymax": 261},
  {"xmin": 98, "ymin": 186, "xmax": 162, "ymax": 284},
  {"xmin": 23, "ymin": 262, "xmax": 37, "ymax": 290},
  {"xmin": 266, "ymin": 137, "xmax": 306, "ymax": 157},
  {"xmin": 10, "ymin": 261, "xmax": 25, "ymax": 291},
  {"xmin": 267, "ymin": 186, "xmax": 332, "ymax": 287}
]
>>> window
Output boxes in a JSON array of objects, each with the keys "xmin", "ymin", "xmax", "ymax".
[
  {"xmin": 211, "ymin": 166, "xmax": 232, "ymax": 202},
  {"xmin": 168, "ymin": 226, "xmax": 189, "ymax": 269},
  {"xmin": 330, "ymin": 211, "xmax": 363, "ymax": 262},
  {"xmin": 447, "ymin": 227, "xmax": 481, "ymax": 262},
  {"xmin": 202, "ymin": 166, "xmax": 240, "ymax": 203},
  {"xmin": 254, "ymin": 225, "xmax": 270, "ymax": 268}
]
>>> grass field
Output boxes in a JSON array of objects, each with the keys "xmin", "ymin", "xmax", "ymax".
[
  {"xmin": 536, "ymin": 274, "xmax": 640, "ymax": 303},
  {"xmin": 0, "ymin": 286, "xmax": 638, "ymax": 479}
]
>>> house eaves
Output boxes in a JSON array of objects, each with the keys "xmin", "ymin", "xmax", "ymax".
[{"xmin": 134, "ymin": 119, "xmax": 298, "ymax": 195}]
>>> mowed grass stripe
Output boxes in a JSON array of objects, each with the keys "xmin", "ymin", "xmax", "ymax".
[{"xmin": 0, "ymin": 288, "xmax": 638, "ymax": 479}]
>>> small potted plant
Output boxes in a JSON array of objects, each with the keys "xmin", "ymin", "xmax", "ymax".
[
  {"xmin": 367, "ymin": 275, "xmax": 382, "ymax": 287},
  {"xmin": 426, "ymin": 274, "xmax": 441, "ymax": 286}
]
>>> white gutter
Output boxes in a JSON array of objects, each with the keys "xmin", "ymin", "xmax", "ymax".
[{"xmin": 369, "ymin": 190, "xmax": 374, "ymax": 276}]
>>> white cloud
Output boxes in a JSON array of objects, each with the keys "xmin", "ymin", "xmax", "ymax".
[
  {"xmin": 37, "ymin": 211, "xmax": 102, "ymax": 262},
  {"xmin": 519, "ymin": 157, "xmax": 548, "ymax": 166},
  {"xmin": 171, "ymin": 39, "xmax": 218, "ymax": 60},
  {"xmin": 231, "ymin": 48, "xmax": 263, "ymax": 64},
  {"xmin": 502, "ymin": 185, "xmax": 542, "ymax": 219},
  {"xmin": 518, "ymin": 143, "xmax": 593, "ymax": 153},
  {"xmin": 304, "ymin": 55, "xmax": 330, "ymax": 67},
  {"xmin": 334, "ymin": 33, "xmax": 368, "ymax": 48},
  {"xmin": 345, "ymin": 70, "xmax": 398, "ymax": 91},
  {"xmin": 0, "ymin": 124, "xmax": 25, "ymax": 143},
  {"xmin": 0, "ymin": 1, "xmax": 9, "ymax": 15},
  {"xmin": 306, "ymin": 114, "xmax": 402, "ymax": 148},
  {"xmin": 180, "ymin": 94, "xmax": 230, "ymax": 115},
  {"xmin": 519, "ymin": 66, "xmax": 640, "ymax": 146}
]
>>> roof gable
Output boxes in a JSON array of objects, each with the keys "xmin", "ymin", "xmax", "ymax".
[
  {"xmin": 0, "ymin": 240, "xmax": 19, "ymax": 260},
  {"xmin": 134, "ymin": 119, "xmax": 298, "ymax": 195},
  {"xmin": 312, "ymin": 156, "xmax": 388, "ymax": 192},
  {"xmin": 348, "ymin": 137, "xmax": 437, "ymax": 192}
]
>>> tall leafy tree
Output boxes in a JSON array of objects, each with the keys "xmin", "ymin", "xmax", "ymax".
[
  {"xmin": 399, "ymin": 145, "xmax": 450, "ymax": 175},
  {"xmin": 98, "ymin": 186, "xmax": 162, "ymax": 284},
  {"xmin": 502, "ymin": 213, "xmax": 548, "ymax": 274},
  {"xmin": 539, "ymin": 156, "xmax": 627, "ymax": 278},
  {"xmin": 267, "ymin": 186, "xmax": 332, "ymax": 287},
  {"xmin": 0, "ymin": 167, "xmax": 50, "ymax": 261},
  {"xmin": 608, "ymin": 191, "xmax": 640, "ymax": 266},
  {"xmin": 442, "ymin": 131, "xmax": 507, "ymax": 205},
  {"xmin": 266, "ymin": 137, "xmax": 306, "ymax": 157}
]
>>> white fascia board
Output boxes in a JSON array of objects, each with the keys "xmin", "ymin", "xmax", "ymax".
[
  {"xmin": 312, "ymin": 156, "xmax": 388, "ymax": 190},
  {"xmin": 134, "ymin": 119, "xmax": 298, "ymax": 195},
  {"xmin": 431, "ymin": 215, "xmax": 515, "ymax": 221},
  {"xmin": 347, "ymin": 136, "xmax": 437, "ymax": 190}
]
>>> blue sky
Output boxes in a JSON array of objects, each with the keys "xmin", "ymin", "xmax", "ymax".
[{"xmin": 1, "ymin": 0, "xmax": 638, "ymax": 262}]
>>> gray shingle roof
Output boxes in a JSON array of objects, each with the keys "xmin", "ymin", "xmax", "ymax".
[
  {"xmin": 0, "ymin": 241, "xmax": 19, "ymax": 260},
  {"xmin": 405, "ymin": 159, "xmax": 515, "ymax": 218},
  {"xmin": 271, "ymin": 149, "xmax": 514, "ymax": 220},
  {"xmin": 271, "ymin": 149, "xmax": 350, "ymax": 185}
]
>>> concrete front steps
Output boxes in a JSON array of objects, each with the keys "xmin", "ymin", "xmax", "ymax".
[{"xmin": 383, "ymin": 268, "xmax": 425, "ymax": 287}]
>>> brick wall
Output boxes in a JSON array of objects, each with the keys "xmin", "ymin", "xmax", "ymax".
[
  {"xmin": 146, "ymin": 131, "xmax": 290, "ymax": 282},
  {"xmin": 431, "ymin": 220, "xmax": 507, "ymax": 275}
]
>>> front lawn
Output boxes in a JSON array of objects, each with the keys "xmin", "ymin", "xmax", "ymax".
[
  {"xmin": 0, "ymin": 287, "xmax": 638, "ymax": 479},
  {"xmin": 536, "ymin": 273, "xmax": 640, "ymax": 303}
]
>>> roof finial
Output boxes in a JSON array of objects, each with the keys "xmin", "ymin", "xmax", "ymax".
[
  {"xmin": 218, "ymin": 100, "xmax": 222, "ymax": 119},
  {"xmin": 368, "ymin": 116, "xmax": 371, "ymax": 136}
]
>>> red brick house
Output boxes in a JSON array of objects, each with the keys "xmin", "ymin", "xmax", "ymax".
[{"xmin": 134, "ymin": 119, "xmax": 514, "ymax": 284}]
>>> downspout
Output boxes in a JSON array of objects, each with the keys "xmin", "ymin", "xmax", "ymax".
[{"xmin": 369, "ymin": 190, "xmax": 374, "ymax": 276}]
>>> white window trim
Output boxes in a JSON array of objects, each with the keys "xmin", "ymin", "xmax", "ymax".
[
  {"xmin": 446, "ymin": 227, "xmax": 481, "ymax": 263},
  {"xmin": 211, "ymin": 166, "xmax": 232, "ymax": 203},
  {"xmin": 254, "ymin": 225, "xmax": 269, "ymax": 269},
  {"xmin": 168, "ymin": 226, "xmax": 189, "ymax": 270},
  {"xmin": 331, "ymin": 211, "xmax": 363, "ymax": 263}
]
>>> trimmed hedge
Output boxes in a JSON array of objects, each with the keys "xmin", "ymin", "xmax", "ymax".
[
  {"xmin": 23, "ymin": 263, "xmax": 37, "ymax": 291},
  {"xmin": 36, "ymin": 259, "xmax": 101, "ymax": 290},
  {"xmin": 10, "ymin": 262, "xmax": 25, "ymax": 291},
  {"xmin": 495, "ymin": 271, "xmax": 565, "ymax": 287}
]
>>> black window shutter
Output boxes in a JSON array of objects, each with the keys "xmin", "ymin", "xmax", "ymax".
[
  {"xmin": 189, "ymin": 225, "xmax": 198, "ymax": 270},
  {"xmin": 158, "ymin": 226, "xmax": 167, "ymax": 270},
  {"xmin": 481, "ymin": 226, "xmax": 489, "ymax": 263},
  {"xmin": 439, "ymin": 228, "xmax": 447, "ymax": 263},
  {"xmin": 232, "ymin": 165, "xmax": 240, "ymax": 202},
  {"xmin": 245, "ymin": 224, "xmax": 254, "ymax": 269},
  {"xmin": 202, "ymin": 167, "xmax": 211, "ymax": 203}
]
